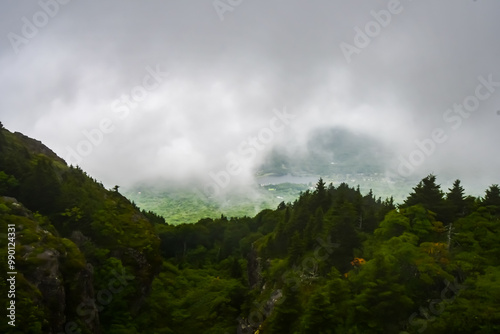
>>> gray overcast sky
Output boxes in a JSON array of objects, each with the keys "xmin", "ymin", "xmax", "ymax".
[{"xmin": 1, "ymin": 0, "xmax": 499, "ymax": 193}]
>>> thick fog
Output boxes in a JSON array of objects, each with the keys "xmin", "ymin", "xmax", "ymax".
[{"xmin": 1, "ymin": 0, "xmax": 499, "ymax": 195}]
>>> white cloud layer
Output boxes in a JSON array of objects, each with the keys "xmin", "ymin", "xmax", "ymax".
[{"xmin": 1, "ymin": 0, "xmax": 499, "ymax": 193}]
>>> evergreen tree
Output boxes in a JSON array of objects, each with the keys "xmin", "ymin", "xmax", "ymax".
[
  {"xmin": 404, "ymin": 174, "xmax": 447, "ymax": 223},
  {"xmin": 288, "ymin": 231, "xmax": 305, "ymax": 265},
  {"xmin": 315, "ymin": 177, "xmax": 326, "ymax": 196},
  {"xmin": 313, "ymin": 177, "xmax": 329, "ymax": 211},
  {"xmin": 267, "ymin": 285, "xmax": 302, "ymax": 334},
  {"xmin": 483, "ymin": 184, "xmax": 500, "ymax": 208},
  {"xmin": 19, "ymin": 157, "xmax": 61, "ymax": 213},
  {"xmin": 328, "ymin": 202, "xmax": 360, "ymax": 272},
  {"xmin": 299, "ymin": 268, "xmax": 350, "ymax": 333},
  {"xmin": 446, "ymin": 179, "xmax": 466, "ymax": 218}
]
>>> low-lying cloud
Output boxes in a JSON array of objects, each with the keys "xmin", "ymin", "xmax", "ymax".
[{"xmin": 1, "ymin": 0, "xmax": 499, "ymax": 196}]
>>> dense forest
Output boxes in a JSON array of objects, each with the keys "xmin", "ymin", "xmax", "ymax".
[{"xmin": 1, "ymin": 123, "xmax": 500, "ymax": 333}]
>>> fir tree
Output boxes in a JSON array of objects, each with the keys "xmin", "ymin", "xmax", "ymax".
[
  {"xmin": 483, "ymin": 184, "xmax": 500, "ymax": 208},
  {"xmin": 404, "ymin": 174, "xmax": 447, "ymax": 223},
  {"xmin": 446, "ymin": 179, "xmax": 466, "ymax": 218}
]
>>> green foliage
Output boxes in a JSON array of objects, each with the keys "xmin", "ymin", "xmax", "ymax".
[
  {"xmin": 299, "ymin": 268, "xmax": 350, "ymax": 333},
  {"xmin": 265, "ymin": 285, "xmax": 302, "ymax": 333},
  {"xmin": 483, "ymin": 184, "xmax": 500, "ymax": 214},
  {"xmin": 2, "ymin": 126, "xmax": 500, "ymax": 333},
  {"xmin": 0, "ymin": 127, "xmax": 162, "ymax": 333},
  {"xmin": 403, "ymin": 174, "xmax": 449, "ymax": 223},
  {"xmin": 133, "ymin": 261, "xmax": 245, "ymax": 333},
  {"xmin": 0, "ymin": 171, "xmax": 19, "ymax": 194}
]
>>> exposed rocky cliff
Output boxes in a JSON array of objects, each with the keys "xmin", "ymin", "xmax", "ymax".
[{"xmin": 1, "ymin": 197, "xmax": 99, "ymax": 333}]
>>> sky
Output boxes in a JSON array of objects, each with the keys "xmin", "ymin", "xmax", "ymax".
[{"xmin": 1, "ymin": 0, "xmax": 499, "ymax": 196}]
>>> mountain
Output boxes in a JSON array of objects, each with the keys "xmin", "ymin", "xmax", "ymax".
[
  {"xmin": 258, "ymin": 126, "xmax": 393, "ymax": 177},
  {"xmin": 1, "ymin": 123, "xmax": 500, "ymax": 333},
  {"xmin": 0, "ymin": 124, "xmax": 162, "ymax": 333}
]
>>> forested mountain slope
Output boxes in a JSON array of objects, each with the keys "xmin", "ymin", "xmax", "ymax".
[
  {"xmin": 0, "ymin": 124, "xmax": 162, "ymax": 333},
  {"xmin": 1, "ymin": 123, "xmax": 500, "ymax": 333}
]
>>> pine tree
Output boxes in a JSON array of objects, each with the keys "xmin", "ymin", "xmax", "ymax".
[
  {"xmin": 267, "ymin": 285, "xmax": 302, "ymax": 333},
  {"xmin": 483, "ymin": 184, "xmax": 500, "ymax": 208},
  {"xmin": 19, "ymin": 157, "xmax": 61, "ymax": 213},
  {"xmin": 313, "ymin": 177, "xmax": 328, "ymax": 210},
  {"xmin": 404, "ymin": 174, "xmax": 447, "ymax": 222},
  {"xmin": 446, "ymin": 179, "xmax": 466, "ymax": 218},
  {"xmin": 288, "ymin": 231, "xmax": 305, "ymax": 265},
  {"xmin": 315, "ymin": 177, "xmax": 326, "ymax": 196}
]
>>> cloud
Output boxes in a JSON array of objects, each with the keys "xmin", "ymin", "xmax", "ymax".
[{"xmin": 1, "ymin": 0, "xmax": 499, "ymax": 193}]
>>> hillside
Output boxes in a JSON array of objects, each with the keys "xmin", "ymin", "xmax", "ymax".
[
  {"xmin": 0, "ymin": 124, "xmax": 162, "ymax": 333},
  {"xmin": 1, "ymin": 124, "xmax": 500, "ymax": 333}
]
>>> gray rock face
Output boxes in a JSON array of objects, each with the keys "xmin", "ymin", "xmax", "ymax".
[
  {"xmin": 247, "ymin": 246, "xmax": 261, "ymax": 288},
  {"xmin": 7, "ymin": 199, "xmax": 100, "ymax": 334},
  {"xmin": 34, "ymin": 249, "xmax": 66, "ymax": 332}
]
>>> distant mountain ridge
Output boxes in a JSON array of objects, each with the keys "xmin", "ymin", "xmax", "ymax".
[{"xmin": 258, "ymin": 126, "xmax": 392, "ymax": 176}]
